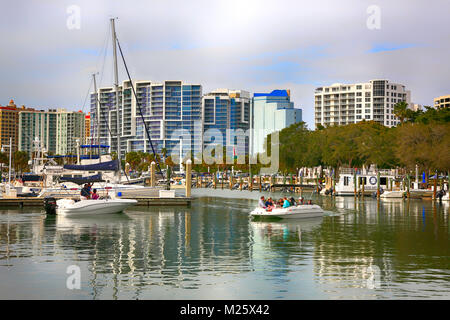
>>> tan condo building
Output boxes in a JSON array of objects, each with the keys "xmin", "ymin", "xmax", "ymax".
[{"xmin": 434, "ymin": 95, "xmax": 450, "ymax": 109}]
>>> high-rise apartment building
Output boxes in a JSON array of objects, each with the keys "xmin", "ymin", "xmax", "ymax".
[
  {"xmin": 0, "ymin": 100, "xmax": 34, "ymax": 153},
  {"xmin": 252, "ymin": 90, "xmax": 302, "ymax": 155},
  {"xmin": 19, "ymin": 109, "xmax": 85, "ymax": 156},
  {"xmin": 91, "ymin": 80, "xmax": 202, "ymax": 160},
  {"xmin": 202, "ymin": 89, "xmax": 251, "ymax": 159},
  {"xmin": 314, "ymin": 79, "xmax": 411, "ymax": 128},
  {"xmin": 19, "ymin": 109, "xmax": 58, "ymax": 155},
  {"xmin": 85, "ymin": 113, "xmax": 90, "ymax": 143},
  {"xmin": 55, "ymin": 109, "xmax": 85, "ymax": 155}
]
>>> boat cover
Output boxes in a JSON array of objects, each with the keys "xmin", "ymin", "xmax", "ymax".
[
  {"xmin": 59, "ymin": 174, "xmax": 104, "ymax": 185},
  {"xmin": 63, "ymin": 159, "xmax": 119, "ymax": 171}
]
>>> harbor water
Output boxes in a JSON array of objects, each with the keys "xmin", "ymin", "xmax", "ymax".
[{"xmin": 0, "ymin": 188, "xmax": 448, "ymax": 299}]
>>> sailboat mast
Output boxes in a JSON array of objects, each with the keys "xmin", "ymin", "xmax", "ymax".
[
  {"xmin": 92, "ymin": 73, "xmax": 101, "ymax": 162},
  {"xmin": 111, "ymin": 18, "xmax": 121, "ymax": 182}
]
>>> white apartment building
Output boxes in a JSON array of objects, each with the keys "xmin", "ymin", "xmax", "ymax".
[{"xmin": 314, "ymin": 79, "xmax": 411, "ymax": 128}]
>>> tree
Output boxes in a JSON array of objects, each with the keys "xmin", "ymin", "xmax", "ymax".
[
  {"xmin": 393, "ymin": 101, "xmax": 410, "ymax": 124},
  {"xmin": 14, "ymin": 151, "xmax": 30, "ymax": 174}
]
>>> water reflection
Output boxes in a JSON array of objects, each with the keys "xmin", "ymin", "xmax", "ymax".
[{"xmin": 0, "ymin": 196, "xmax": 448, "ymax": 299}]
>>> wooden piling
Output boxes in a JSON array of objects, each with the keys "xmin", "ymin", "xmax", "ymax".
[
  {"xmin": 185, "ymin": 159, "xmax": 192, "ymax": 198},
  {"xmin": 150, "ymin": 161, "xmax": 156, "ymax": 187}
]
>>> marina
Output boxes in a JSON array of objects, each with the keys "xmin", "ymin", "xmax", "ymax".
[
  {"xmin": 0, "ymin": 190, "xmax": 448, "ymax": 299},
  {"xmin": 0, "ymin": 1, "xmax": 449, "ymax": 305}
]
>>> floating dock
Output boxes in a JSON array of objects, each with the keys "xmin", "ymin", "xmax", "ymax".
[{"xmin": 0, "ymin": 196, "xmax": 192, "ymax": 208}]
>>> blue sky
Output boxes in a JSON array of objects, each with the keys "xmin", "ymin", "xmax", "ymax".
[{"xmin": 0, "ymin": 0, "xmax": 449, "ymax": 129}]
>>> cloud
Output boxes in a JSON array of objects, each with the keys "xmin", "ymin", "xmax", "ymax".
[{"xmin": 0, "ymin": 0, "xmax": 449, "ymax": 128}]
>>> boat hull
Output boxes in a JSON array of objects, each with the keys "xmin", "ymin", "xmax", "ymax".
[
  {"xmin": 56, "ymin": 199, "xmax": 137, "ymax": 216},
  {"xmin": 250, "ymin": 205, "xmax": 324, "ymax": 219}
]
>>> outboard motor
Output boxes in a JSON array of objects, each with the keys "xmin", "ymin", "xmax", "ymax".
[{"xmin": 44, "ymin": 197, "xmax": 57, "ymax": 215}]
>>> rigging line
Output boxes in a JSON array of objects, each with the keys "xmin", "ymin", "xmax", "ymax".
[
  {"xmin": 94, "ymin": 93, "xmax": 130, "ymax": 183},
  {"xmin": 116, "ymin": 37, "xmax": 164, "ymax": 177},
  {"xmin": 98, "ymin": 25, "xmax": 110, "ymax": 88},
  {"xmin": 80, "ymin": 76, "xmax": 94, "ymax": 113}
]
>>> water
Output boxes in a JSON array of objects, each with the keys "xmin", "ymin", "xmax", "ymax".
[{"xmin": 0, "ymin": 189, "xmax": 448, "ymax": 299}]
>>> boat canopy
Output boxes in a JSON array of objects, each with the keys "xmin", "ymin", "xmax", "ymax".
[
  {"xmin": 59, "ymin": 174, "xmax": 104, "ymax": 185},
  {"xmin": 48, "ymin": 155, "xmax": 100, "ymax": 160},
  {"xmin": 21, "ymin": 174, "xmax": 43, "ymax": 182},
  {"xmin": 63, "ymin": 159, "xmax": 119, "ymax": 171}
]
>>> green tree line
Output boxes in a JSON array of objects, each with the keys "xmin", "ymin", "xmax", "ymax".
[{"xmin": 269, "ymin": 104, "xmax": 449, "ymax": 174}]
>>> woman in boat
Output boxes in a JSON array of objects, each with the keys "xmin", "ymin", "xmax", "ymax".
[
  {"xmin": 91, "ymin": 189, "xmax": 99, "ymax": 200},
  {"xmin": 289, "ymin": 197, "xmax": 296, "ymax": 206},
  {"xmin": 283, "ymin": 197, "xmax": 291, "ymax": 208}
]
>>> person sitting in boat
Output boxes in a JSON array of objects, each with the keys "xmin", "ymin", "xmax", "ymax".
[
  {"xmin": 80, "ymin": 184, "xmax": 90, "ymax": 200},
  {"xmin": 258, "ymin": 196, "xmax": 267, "ymax": 209},
  {"xmin": 265, "ymin": 197, "xmax": 275, "ymax": 211},
  {"xmin": 283, "ymin": 196, "xmax": 291, "ymax": 208},
  {"xmin": 276, "ymin": 198, "xmax": 283, "ymax": 207},
  {"xmin": 307, "ymin": 200, "xmax": 312, "ymax": 205},
  {"xmin": 298, "ymin": 197, "xmax": 304, "ymax": 204},
  {"xmin": 289, "ymin": 197, "xmax": 296, "ymax": 206},
  {"xmin": 91, "ymin": 189, "xmax": 99, "ymax": 200}
]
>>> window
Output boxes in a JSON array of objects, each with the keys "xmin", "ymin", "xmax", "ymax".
[{"xmin": 344, "ymin": 176, "xmax": 350, "ymax": 186}]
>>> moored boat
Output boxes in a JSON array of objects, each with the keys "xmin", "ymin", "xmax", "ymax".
[{"xmin": 55, "ymin": 197, "xmax": 137, "ymax": 216}]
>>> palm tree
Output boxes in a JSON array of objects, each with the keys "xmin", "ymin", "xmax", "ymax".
[{"xmin": 393, "ymin": 101, "xmax": 409, "ymax": 124}]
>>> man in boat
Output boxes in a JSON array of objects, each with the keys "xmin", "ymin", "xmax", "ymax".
[
  {"xmin": 265, "ymin": 197, "xmax": 274, "ymax": 211},
  {"xmin": 80, "ymin": 184, "xmax": 91, "ymax": 200},
  {"xmin": 298, "ymin": 197, "xmax": 304, "ymax": 205},
  {"xmin": 258, "ymin": 196, "xmax": 267, "ymax": 209}
]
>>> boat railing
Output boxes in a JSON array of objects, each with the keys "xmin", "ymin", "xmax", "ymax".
[{"xmin": 339, "ymin": 168, "xmax": 396, "ymax": 176}]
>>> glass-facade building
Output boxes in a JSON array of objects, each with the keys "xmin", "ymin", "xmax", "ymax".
[
  {"xmin": 202, "ymin": 89, "xmax": 251, "ymax": 159},
  {"xmin": 252, "ymin": 90, "xmax": 302, "ymax": 155},
  {"xmin": 90, "ymin": 80, "xmax": 202, "ymax": 161}
]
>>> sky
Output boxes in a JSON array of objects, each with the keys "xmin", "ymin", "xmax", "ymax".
[{"xmin": 1, "ymin": 0, "xmax": 449, "ymax": 129}]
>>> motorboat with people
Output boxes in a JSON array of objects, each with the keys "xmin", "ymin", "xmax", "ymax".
[
  {"xmin": 44, "ymin": 192, "xmax": 137, "ymax": 217},
  {"xmin": 54, "ymin": 197, "xmax": 137, "ymax": 216},
  {"xmin": 250, "ymin": 205, "xmax": 324, "ymax": 219},
  {"xmin": 250, "ymin": 196, "xmax": 324, "ymax": 219}
]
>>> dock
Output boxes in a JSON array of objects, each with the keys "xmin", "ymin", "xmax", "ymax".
[{"xmin": 0, "ymin": 196, "xmax": 192, "ymax": 208}]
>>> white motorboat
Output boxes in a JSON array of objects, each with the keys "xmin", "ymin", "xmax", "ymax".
[
  {"xmin": 55, "ymin": 198, "xmax": 137, "ymax": 216},
  {"xmin": 380, "ymin": 190, "xmax": 405, "ymax": 198},
  {"xmin": 250, "ymin": 204, "xmax": 324, "ymax": 219}
]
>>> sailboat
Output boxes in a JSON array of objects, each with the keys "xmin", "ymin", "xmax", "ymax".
[{"xmin": 39, "ymin": 18, "xmax": 167, "ymax": 199}]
